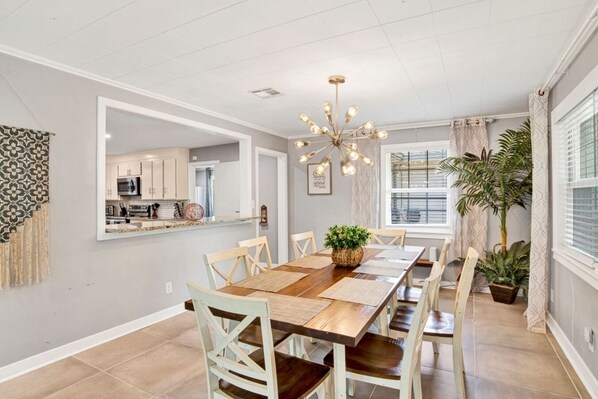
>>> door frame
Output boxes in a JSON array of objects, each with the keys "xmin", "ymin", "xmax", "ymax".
[
  {"xmin": 255, "ymin": 147, "xmax": 288, "ymax": 264},
  {"xmin": 187, "ymin": 160, "xmax": 220, "ymax": 204}
]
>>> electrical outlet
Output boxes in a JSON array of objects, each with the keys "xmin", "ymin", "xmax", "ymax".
[
  {"xmin": 550, "ymin": 288, "xmax": 554, "ymax": 302},
  {"xmin": 584, "ymin": 327, "xmax": 595, "ymax": 352},
  {"xmin": 165, "ymin": 281, "xmax": 173, "ymax": 294}
]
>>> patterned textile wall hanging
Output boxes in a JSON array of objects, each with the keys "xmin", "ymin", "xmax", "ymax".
[{"xmin": 0, "ymin": 125, "xmax": 50, "ymax": 289}]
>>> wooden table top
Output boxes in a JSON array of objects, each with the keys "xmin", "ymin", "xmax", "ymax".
[{"xmin": 210, "ymin": 246, "xmax": 424, "ymax": 347}]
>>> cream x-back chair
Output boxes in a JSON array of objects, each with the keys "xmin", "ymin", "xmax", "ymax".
[
  {"xmin": 323, "ymin": 266, "xmax": 443, "ymax": 399},
  {"xmin": 290, "ymin": 231, "xmax": 317, "ymax": 259},
  {"xmin": 239, "ymin": 236, "xmax": 309, "ymax": 359},
  {"xmin": 389, "ymin": 247, "xmax": 479, "ymax": 399},
  {"xmin": 187, "ymin": 282, "xmax": 331, "ymax": 399},
  {"xmin": 397, "ymin": 238, "xmax": 453, "ymax": 309},
  {"xmin": 239, "ymin": 236, "xmax": 275, "ymax": 274},
  {"xmin": 204, "ymin": 246, "xmax": 291, "ymax": 349},
  {"xmin": 368, "ymin": 228, "xmax": 412, "ymax": 287}
]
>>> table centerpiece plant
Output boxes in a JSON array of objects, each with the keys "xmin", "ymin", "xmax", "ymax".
[
  {"xmin": 438, "ymin": 119, "xmax": 533, "ymax": 304},
  {"xmin": 324, "ymin": 225, "xmax": 371, "ymax": 267}
]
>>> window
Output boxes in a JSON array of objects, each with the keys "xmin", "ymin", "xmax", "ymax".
[
  {"xmin": 554, "ymin": 88, "xmax": 598, "ymax": 265},
  {"xmin": 381, "ymin": 141, "xmax": 450, "ymax": 234}
]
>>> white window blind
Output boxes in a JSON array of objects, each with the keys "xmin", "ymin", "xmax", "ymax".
[
  {"xmin": 381, "ymin": 142, "xmax": 450, "ymax": 231},
  {"xmin": 556, "ymin": 88, "xmax": 598, "ymax": 262}
]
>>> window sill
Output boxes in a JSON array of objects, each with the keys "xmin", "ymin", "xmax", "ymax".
[
  {"xmin": 552, "ymin": 248, "xmax": 598, "ymax": 291},
  {"xmin": 383, "ymin": 226, "xmax": 453, "ymax": 240}
]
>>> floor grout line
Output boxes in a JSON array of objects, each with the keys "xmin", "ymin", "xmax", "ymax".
[{"xmin": 546, "ymin": 331, "xmax": 585, "ymax": 399}]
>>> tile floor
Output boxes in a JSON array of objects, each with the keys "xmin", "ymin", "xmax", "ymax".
[{"xmin": 0, "ymin": 290, "xmax": 592, "ymax": 399}]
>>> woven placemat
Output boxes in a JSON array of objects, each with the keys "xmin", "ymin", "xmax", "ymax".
[
  {"xmin": 354, "ymin": 260, "xmax": 408, "ymax": 277},
  {"xmin": 235, "ymin": 270, "xmax": 307, "ymax": 292},
  {"xmin": 286, "ymin": 255, "xmax": 332, "ymax": 269},
  {"xmin": 317, "ymin": 277, "xmax": 394, "ymax": 307},
  {"xmin": 248, "ymin": 292, "xmax": 331, "ymax": 325},
  {"xmin": 375, "ymin": 249, "xmax": 421, "ymax": 261}
]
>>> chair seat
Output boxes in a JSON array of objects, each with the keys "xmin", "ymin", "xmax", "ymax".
[
  {"xmin": 238, "ymin": 325, "xmax": 292, "ymax": 348},
  {"xmin": 221, "ymin": 349, "xmax": 330, "ymax": 399},
  {"xmin": 396, "ymin": 286, "xmax": 422, "ymax": 304},
  {"xmin": 323, "ymin": 332, "xmax": 406, "ymax": 380},
  {"xmin": 389, "ymin": 305, "xmax": 455, "ymax": 337}
]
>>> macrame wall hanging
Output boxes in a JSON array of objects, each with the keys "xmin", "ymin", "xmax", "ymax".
[{"xmin": 0, "ymin": 124, "xmax": 51, "ymax": 289}]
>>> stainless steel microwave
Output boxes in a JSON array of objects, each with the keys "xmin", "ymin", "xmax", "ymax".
[{"xmin": 117, "ymin": 177, "xmax": 141, "ymax": 196}]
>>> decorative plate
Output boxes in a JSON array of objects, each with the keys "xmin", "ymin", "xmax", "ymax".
[{"xmin": 184, "ymin": 203, "xmax": 204, "ymax": 221}]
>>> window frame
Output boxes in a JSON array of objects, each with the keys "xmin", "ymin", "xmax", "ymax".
[
  {"xmin": 551, "ymin": 63, "xmax": 598, "ymax": 289},
  {"xmin": 380, "ymin": 141, "xmax": 452, "ymax": 238}
]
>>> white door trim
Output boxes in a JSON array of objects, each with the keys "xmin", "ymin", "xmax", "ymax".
[
  {"xmin": 187, "ymin": 161, "xmax": 220, "ymax": 203},
  {"xmin": 255, "ymin": 147, "xmax": 288, "ymax": 264}
]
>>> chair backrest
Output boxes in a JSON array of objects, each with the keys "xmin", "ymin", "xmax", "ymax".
[
  {"xmin": 368, "ymin": 228, "xmax": 406, "ymax": 246},
  {"xmin": 204, "ymin": 247, "xmax": 251, "ymax": 289},
  {"xmin": 437, "ymin": 238, "xmax": 452, "ymax": 267},
  {"xmin": 239, "ymin": 236, "xmax": 273, "ymax": 275},
  {"xmin": 187, "ymin": 282, "xmax": 278, "ymax": 398},
  {"xmin": 400, "ymin": 266, "xmax": 443, "ymax": 398},
  {"xmin": 290, "ymin": 231, "xmax": 317, "ymax": 259},
  {"xmin": 452, "ymin": 247, "xmax": 480, "ymax": 334}
]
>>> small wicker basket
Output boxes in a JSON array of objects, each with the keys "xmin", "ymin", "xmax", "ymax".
[{"xmin": 331, "ymin": 247, "xmax": 364, "ymax": 267}]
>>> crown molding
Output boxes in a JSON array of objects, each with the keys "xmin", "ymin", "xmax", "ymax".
[
  {"xmin": 287, "ymin": 111, "xmax": 530, "ymax": 140},
  {"xmin": 0, "ymin": 44, "xmax": 287, "ymax": 139}
]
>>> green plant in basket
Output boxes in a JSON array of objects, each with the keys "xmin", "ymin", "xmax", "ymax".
[
  {"xmin": 324, "ymin": 225, "xmax": 371, "ymax": 267},
  {"xmin": 324, "ymin": 225, "xmax": 370, "ymax": 250}
]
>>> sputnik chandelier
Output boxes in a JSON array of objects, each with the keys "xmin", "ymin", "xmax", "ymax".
[{"xmin": 294, "ymin": 75, "xmax": 388, "ymax": 176}]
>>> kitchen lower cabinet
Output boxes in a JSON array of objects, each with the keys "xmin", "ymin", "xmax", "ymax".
[{"xmin": 106, "ymin": 163, "xmax": 119, "ymax": 200}]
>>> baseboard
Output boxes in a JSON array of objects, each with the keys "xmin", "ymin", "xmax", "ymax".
[
  {"xmin": 0, "ymin": 303, "xmax": 186, "ymax": 383},
  {"xmin": 547, "ymin": 313, "xmax": 598, "ymax": 399}
]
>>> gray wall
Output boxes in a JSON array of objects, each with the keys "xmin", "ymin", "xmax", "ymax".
[
  {"xmin": 288, "ymin": 117, "xmax": 531, "ymax": 260},
  {"xmin": 189, "ymin": 142, "xmax": 239, "ymax": 163},
  {"xmin": 0, "ymin": 52, "xmax": 287, "ymax": 368},
  {"xmin": 549, "ymin": 31, "xmax": 598, "ymax": 382}
]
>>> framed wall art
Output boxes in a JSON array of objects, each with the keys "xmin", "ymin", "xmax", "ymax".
[{"xmin": 307, "ymin": 163, "xmax": 332, "ymax": 195}]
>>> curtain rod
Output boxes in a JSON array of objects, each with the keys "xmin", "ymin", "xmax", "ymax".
[{"xmin": 539, "ymin": 3, "xmax": 598, "ymax": 95}]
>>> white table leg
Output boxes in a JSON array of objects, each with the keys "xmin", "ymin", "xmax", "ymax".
[{"xmin": 333, "ymin": 343, "xmax": 347, "ymax": 399}]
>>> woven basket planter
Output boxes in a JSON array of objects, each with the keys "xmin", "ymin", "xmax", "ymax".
[
  {"xmin": 331, "ymin": 247, "xmax": 364, "ymax": 267},
  {"xmin": 488, "ymin": 283, "xmax": 520, "ymax": 304}
]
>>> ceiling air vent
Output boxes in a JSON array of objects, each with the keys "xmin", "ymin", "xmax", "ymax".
[{"xmin": 250, "ymin": 88, "xmax": 282, "ymax": 99}]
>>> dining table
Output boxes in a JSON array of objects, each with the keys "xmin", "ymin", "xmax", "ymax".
[{"xmin": 188, "ymin": 244, "xmax": 425, "ymax": 399}]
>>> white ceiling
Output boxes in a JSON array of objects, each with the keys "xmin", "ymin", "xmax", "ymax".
[
  {"xmin": 1, "ymin": 0, "xmax": 595, "ymax": 137},
  {"xmin": 106, "ymin": 108, "xmax": 237, "ymax": 155}
]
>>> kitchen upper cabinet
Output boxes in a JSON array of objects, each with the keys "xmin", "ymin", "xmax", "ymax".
[
  {"xmin": 105, "ymin": 163, "xmax": 119, "ymax": 200},
  {"xmin": 141, "ymin": 158, "xmax": 176, "ymax": 200},
  {"xmin": 118, "ymin": 161, "xmax": 141, "ymax": 177}
]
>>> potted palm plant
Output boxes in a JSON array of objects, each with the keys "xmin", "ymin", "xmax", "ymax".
[
  {"xmin": 324, "ymin": 225, "xmax": 371, "ymax": 267},
  {"xmin": 438, "ymin": 120, "xmax": 533, "ymax": 303}
]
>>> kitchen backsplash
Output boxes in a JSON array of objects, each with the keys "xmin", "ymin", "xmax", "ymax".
[{"xmin": 107, "ymin": 199, "xmax": 187, "ymax": 219}]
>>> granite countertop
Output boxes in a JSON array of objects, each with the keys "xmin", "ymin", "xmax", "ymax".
[{"xmin": 105, "ymin": 215, "xmax": 258, "ymax": 233}]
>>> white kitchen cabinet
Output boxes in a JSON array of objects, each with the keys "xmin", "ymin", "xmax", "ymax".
[
  {"xmin": 141, "ymin": 159, "xmax": 176, "ymax": 200},
  {"xmin": 105, "ymin": 163, "xmax": 119, "ymax": 200},
  {"xmin": 162, "ymin": 158, "xmax": 176, "ymax": 199},
  {"xmin": 118, "ymin": 161, "xmax": 142, "ymax": 177}
]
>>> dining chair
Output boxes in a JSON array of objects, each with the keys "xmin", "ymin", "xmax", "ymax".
[
  {"xmin": 388, "ymin": 247, "xmax": 479, "ymax": 399},
  {"xmin": 397, "ymin": 238, "xmax": 453, "ymax": 309},
  {"xmin": 239, "ymin": 236, "xmax": 274, "ymax": 274},
  {"xmin": 368, "ymin": 228, "xmax": 413, "ymax": 287},
  {"xmin": 204, "ymin": 246, "xmax": 292, "ymax": 350},
  {"xmin": 323, "ymin": 265, "xmax": 443, "ymax": 399},
  {"xmin": 367, "ymin": 228, "xmax": 407, "ymax": 246},
  {"xmin": 290, "ymin": 231, "xmax": 317, "ymax": 259},
  {"xmin": 238, "ymin": 236, "xmax": 309, "ymax": 359},
  {"xmin": 187, "ymin": 282, "xmax": 331, "ymax": 399}
]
